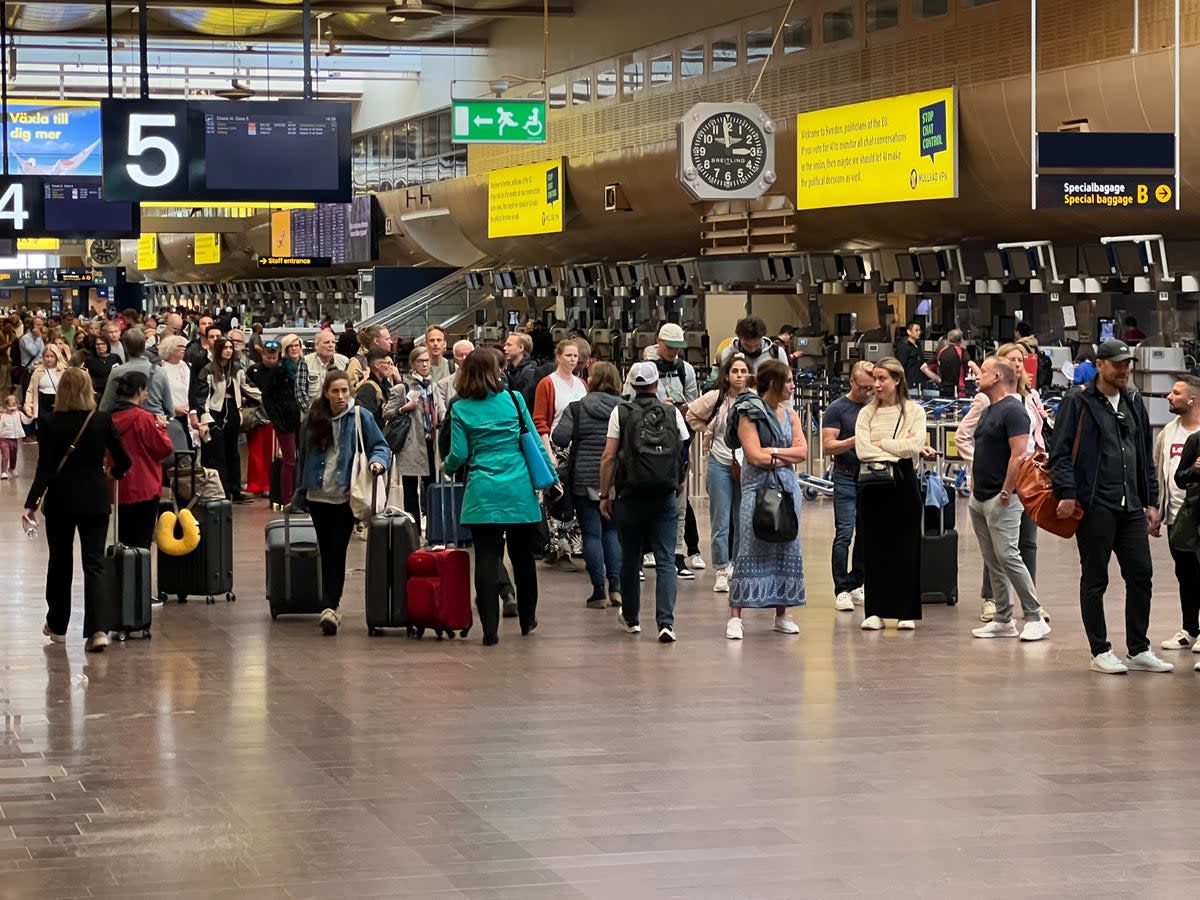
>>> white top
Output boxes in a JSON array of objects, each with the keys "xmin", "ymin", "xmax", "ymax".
[
  {"xmin": 1161, "ymin": 418, "xmax": 1200, "ymax": 524},
  {"xmin": 607, "ymin": 402, "xmax": 689, "ymax": 441},
  {"xmin": 0, "ymin": 408, "xmax": 28, "ymax": 439},
  {"xmin": 548, "ymin": 371, "xmax": 587, "ymax": 432},
  {"xmin": 38, "ymin": 367, "xmax": 61, "ymax": 395},
  {"xmin": 160, "ymin": 360, "xmax": 191, "ymax": 412}
]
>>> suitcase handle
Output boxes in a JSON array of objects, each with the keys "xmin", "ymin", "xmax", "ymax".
[{"xmin": 109, "ymin": 478, "xmax": 123, "ymax": 549}]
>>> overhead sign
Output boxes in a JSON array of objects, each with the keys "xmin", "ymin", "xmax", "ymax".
[
  {"xmin": 19, "ymin": 238, "xmax": 59, "ymax": 251},
  {"xmin": 488, "ymin": 159, "xmax": 564, "ymax": 239},
  {"xmin": 257, "ymin": 256, "xmax": 332, "ymax": 268},
  {"xmin": 0, "ymin": 267, "xmax": 107, "ymax": 286},
  {"xmin": 137, "ymin": 233, "xmax": 158, "ymax": 271},
  {"xmin": 195, "ymin": 232, "xmax": 221, "ymax": 265},
  {"xmin": 1035, "ymin": 132, "xmax": 1176, "ymax": 210},
  {"xmin": 1035, "ymin": 174, "xmax": 1175, "ymax": 209},
  {"xmin": 7, "ymin": 99, "xmax": 102, "ymax": 177},
  {"xmin": 795, "ymin": 87, "xmax": 958, "ymax": 209},
  {"xmin": 452, "ymin": 99, "xmax": 546, "ymax": 144},
  {"xmin": 270, "ymin": 209, "xmax": 292, "ymax": 257}
]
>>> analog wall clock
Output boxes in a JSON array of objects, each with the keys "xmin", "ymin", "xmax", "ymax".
[{"xmin": 678, "ymin": 103, "xmax": 776, "ymax": 201}]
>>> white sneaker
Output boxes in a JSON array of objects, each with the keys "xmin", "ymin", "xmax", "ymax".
[
  {"xmin": 726, "ymin": 617, "xmax": 743, "ymax": 640},
  {"xmin": 85, "ymin": 631, "xmax": 109, "ymax": 653},
  {"xmin": 1192, "ymin": 639, "xmax": 1200, "ymax": 654},
  {"xmin": 834, "ymin": 591, "xmax": 855, "ymax": 612},
  {"xmin": 897, "ymin": 620, "xmax": 916, "ymax": 631},
  {"xmin": 1162, "ymin": 630, "xmax": 1197, "ymax": 650},
  {"xmin": 1125, "ymin": 650, "xmax": 1174, "ymax": 673},
  {"xmin": 849, "ymin": 586, "xmax": 865, "ymax": 605},
  {"xmin": 688, "ymin": 554, "xmax": 706, "ymax": 571},
  {"xmin": 642, "ymin": 553, "xmax": 655, "ymax": 568},
  {"xmin": 319, "ymin": 607, "xmax": 342, "ymax": 636},
  {"xmin": 713, "ymin": 571, "xmax": 730, "ymax": 593},
  {"xmin": 1090, "ymin": 651, "xmax": 1128, "ymax": 674},
  {"xmin": 972, "ymin": 621, "xmax": 1018, "ymax": 639},
  {"xmin": 0, "ymin": 472, "xmax": 8, "ymax": 480},
  {"xmin": 773, "ymin": 614, "xmax": 800, "ymax": 635},
  {"xmin": 1019, "ymin": 619, "xmax": 1051, "ymax": 642},
  {"xmin": 860, "ymin": 615, "xmax": 883, "ymax": 631},
  {"xmin": 980, "ymin": 600, "xmax": 996, "ymax": 622},
  {"xmin": 658, "ymin": 626, "xmax": 676, "ymax": 643},
  {"xmin": 618, "ymin": 610, "xmax": 640, "ymax": 634}
]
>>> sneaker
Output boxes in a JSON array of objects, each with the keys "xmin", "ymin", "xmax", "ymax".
[
  {"xmin": 972, "ymin": 621, "xmax": 1019, "ymax": 639},
  {"xmin": 643, "ymin": 553, "xmax": 655, "ymax": 568},
  {"xmin": 850, "ymin": 586, "xmax": 865, "ymax": 605},
  {"xmin": 676, "ymin": 566, "xmax": 695, "ymax": 581},
  {"xmin": 980, "ymin": 600, "xmax": 996, "ymax": 622},
  {"xmin": 1125, "ymin": 650, "xmax": 1174, "ymax": 673},
  {"xmin": 352, "ymin": 521, "xmax": 368, "ymax": 542},
  {"xmin": 556, "ymin": 555, "xmax": 580, "ymax": 572},
  {"xmin": 502, "ymin": 595, "xmax": 518, "ymax": 618},
  {"xmin": 1090, "ymin": 651, "xmax": 1129, "ymax": 674},
  {"xmin": 639, "ymin": 569, "xmax": 645, "ymax": 582},
  {"xmin": 1191, "ymin": 639, "xmax": 1200, "ymax": 654},
  {"xmin": 726, "ymin": 617, "xmax": 744, "ymax": 640},
  {"xmin": 861, "ymin": 615, "xmax": 884, "ymax": 631},
  {"xmin": 688, "ymin": 553, "xmax": 707, "ymax": 571},
  {"xmin": 618, "ymin": 610, "xmax": 640, "ymax": 634},
  {"xmin": 319, "ymin": 607, "xmax": 342, "ymax": 636},
  {"xmin": 1161, "ymin": 629, "xmax": 1197, "ymax": 650},
  {"xmin": 84, "ymin": 631, "xmax": 109, "ymax": 653},
  {"xmin": 713, "ymin": 571, "xmax": 730, "ymax": 593},
  {"xmin": 897, "ymin": 620, "xmax": 916, "ymax": 631},
  {"xmin": 608, "ymin": 590, "xmax": 622, "ymax": 607},
  {"xmin": 1019, "ymin": 619, "xmax": 1052, "ymax": 642},
  {"xmin": 834, "ymin": 591, "xmax": 855, "ymax": 611},
  {"xmin": 586, "ymin": 594, "xmax": 606, "ymax": 610},
  {"xmin": 0, "ymin": 472, "xmax": 8, "ymax": 480},
  {"xmin": 658, "ymin": 625, "xmax": 676, "ymax": 643},
  {"xmin": 773, "ymin": 614, "xmax": 800, "ymax": 635},
  {"xmin": 42, "ymin": 623, "xmax": 65, "ymax": 644}
]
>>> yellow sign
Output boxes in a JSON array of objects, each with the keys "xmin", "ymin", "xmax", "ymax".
[
  {"xmin": 270, "ymin": 209, "xmax": 293, "ymax": 257},
  {"xmin": 195, "ymin": 232, "xmax": 221, "ymax": 266},
  {"xmin": 137, "ymin": 233, "xmax": 158, "ymax": 271},
  {"xmin": 18, "ymin": 238, "xmax": 60, "ymax": 251},
  {"xmin": 795, "ymin": 87, "xmax": 957, "ymax": 209},
  {"xmin": 488, "ymin": 158, "xmax": 564, "ymax": 239}
]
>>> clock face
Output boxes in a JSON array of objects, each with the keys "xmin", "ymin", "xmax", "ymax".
[{"xmin": 689, "ymin": 113, "xmax": 768, "ymax": 190}]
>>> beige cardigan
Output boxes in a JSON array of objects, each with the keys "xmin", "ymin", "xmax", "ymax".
[{"xmin": 854, "ymin": 400, "xmax": 927, "ymax": 463}]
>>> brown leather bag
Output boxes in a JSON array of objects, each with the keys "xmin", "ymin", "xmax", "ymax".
[{"xmin": 1015, "ymin": 419, "xmax": 1084, "ymax": 538}]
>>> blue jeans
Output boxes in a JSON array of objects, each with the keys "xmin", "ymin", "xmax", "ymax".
[
  {"xmin": 576, "ymin": 495, "xmax": 621, "ymax": 595},
  {"xmin": 831, "ymin": 469, "xmax": 864, "ymax": 594},
  {"xmin": 707, "ymin": 457, "xmax": 740, "ymax": 569},
  {"xmin": 617, "ymin": 493, "xmax": 678, "ymax": 629}
]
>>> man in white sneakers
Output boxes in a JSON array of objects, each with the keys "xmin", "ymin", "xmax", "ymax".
[
  {"xmin": 967, "ymin": 358, "xmax": 1049, "ymax": 642},
  {"xmin": 1155, "ymin": 377, "xmax": 1200, "ymax": 657},
  {"xmin": 822, "ymin": 361, "xmax": 874, "ymax": 611}
]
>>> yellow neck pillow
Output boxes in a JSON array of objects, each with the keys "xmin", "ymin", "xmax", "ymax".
[{"xmin": 156, "ymin": 508, "xmax": 201, "ymax": 556}]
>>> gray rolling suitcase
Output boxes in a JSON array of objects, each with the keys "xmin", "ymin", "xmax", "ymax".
[
  {"xmin": 265, "ymin": 510, "xmax": 324, "ymax": 619},
  {"xmin": 104, "ymin": 484, "xmax": 153, "ymax": 640},
  {"xmin": 365, "ymin": 476, "xmax": 420, "ymax": 635}
]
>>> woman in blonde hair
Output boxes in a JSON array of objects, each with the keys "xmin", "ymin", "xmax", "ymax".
[
  {"xmin": 854, "ymin": 357, "xmax": 933, "ymax": 630},
  {"xmin": 23, "ymin": 344, "xmax": 67, "ymax": 422}
]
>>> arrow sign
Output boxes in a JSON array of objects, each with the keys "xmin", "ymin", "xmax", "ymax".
[
  {"xmin": 474, "ymin": 116, "xmax": 494, "ymax": 126},
  {"xmin": 452, "ymin": 98, "xmax": 547, "ymax": 144}
]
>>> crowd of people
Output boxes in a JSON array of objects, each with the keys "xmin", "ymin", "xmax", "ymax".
[{"xmin": 9, "ymin": 306, "xmax": 1200, "ymax": 672}]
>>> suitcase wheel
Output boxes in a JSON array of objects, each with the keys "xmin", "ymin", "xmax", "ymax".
[
  {"xmin": 947, "ymin": 591, "xmax": 958, "ymax": 606},
  {"xmin": 156, "ymin": 592, "xmax": 168, "ymax": 603},
  {"xmin": 460, "ymin": 628, "xmax": 470, "ymax": 638},
  {"xmin": 434, "ymin": 629, "xmax": 444, "ymax": 640},
  {"xmin": 803, "ymin": 487, "xmax": 819, "ymax": 501},
  {"xmin": 415, "ymin": 627, "xmax": 426, "ymax": 639},
  {"xmin": 368, "ymin": 627, "xmax": 382, "ymax": 637},
  {"xmin": 445, "ymin": 630, "xmax": 455, "ymax": 640},
  {"xmin": 205, "ymin": 595, "xmax": 215, "ymax": 605},
  {"xmin": 178, "ymin": 596, "xmax": 188, "ymax": 604},
  {"xmin": 406, "ymin": 626, "xmax": 417, "ymax": 638},
  {"xmin": 226, "ymin": 592, "xmax": 236, "ymax": 603},
  {"xmin": 270, "ymin": 608, "xmax": 279, "ymax": 620}
]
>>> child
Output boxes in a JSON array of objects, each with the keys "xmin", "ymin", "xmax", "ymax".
[{"xmin": 0, "ymin": 395, "xmax": 31, "ymax": 478}]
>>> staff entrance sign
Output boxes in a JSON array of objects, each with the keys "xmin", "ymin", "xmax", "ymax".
[{"xmin": 451, "ymin": 99, "xmax": 546, "ymax": 144}]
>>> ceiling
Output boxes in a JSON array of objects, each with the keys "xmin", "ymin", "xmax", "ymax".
[{"xmin": 5, "ymin": 1, "xmax": 574, "ymax": 47}]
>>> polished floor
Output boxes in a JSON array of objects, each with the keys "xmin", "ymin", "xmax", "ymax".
[{"xmin": 2, "ymin": 457, "xmax": 1200, "ymax": 899}]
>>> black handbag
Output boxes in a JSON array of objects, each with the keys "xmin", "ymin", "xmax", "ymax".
[
  {"xmin": 1169, "ymin": 499, "xmax": 1200, "ymax": 552},
  {"xmin": 856, "ymin": 414, "xmax": 903, "ymax": 486},
  {"xmin": 752, "ymin": 467, "xmax": 798, "ymax": 543}
]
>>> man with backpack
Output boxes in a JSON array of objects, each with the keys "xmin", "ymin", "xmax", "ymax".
[{"xmin": 599, "ymin": 361, "xmax": 689, "ymax": 643}]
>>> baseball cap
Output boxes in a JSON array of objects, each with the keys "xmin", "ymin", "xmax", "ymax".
[
  {"xmin": 1097, "ymin": 339, "xmax": 1134, "ymax": 362},
  {"xmin": 657, "ymin": 323, "xmax": 687, "ymax": 348},
  {"xmin": 628, "ymin": 361, "xmax": 660, "ymax": 387}
]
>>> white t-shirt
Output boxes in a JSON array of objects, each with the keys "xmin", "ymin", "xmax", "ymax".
[
  {"xmin": 607, "ymin": 401, "xmax": 689, "ymax": 441},
  {"xmin": 161, "ymin": 360, "xmax": 191, "ymax": 411},
  {"xmin": 1162, "ymin": 419, "xmax": 1200, "ymax": 524},
  {"xmin": 549, "ymin": 372, "xmax": 587, "ymax": 432},
  {"xmin": 39, "ymin": 367, "xmax": 61, "ymax": 395}
]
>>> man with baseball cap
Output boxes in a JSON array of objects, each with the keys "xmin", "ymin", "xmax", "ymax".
[{"xmin": 1049, "ymin": 339, "xmax": 1172, "ymax": 675}]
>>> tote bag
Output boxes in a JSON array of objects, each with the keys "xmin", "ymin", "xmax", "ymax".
[
  {"xmin": 752, "ymin": 467, "xmax": 799, "ymax": 543},
  {"xmin": 507, "ymin": 390, "xmax": 557, "ymax": 491},
  {"xmin": 349, "ymin": 407, "xmax": 384, "ymax": 521}
]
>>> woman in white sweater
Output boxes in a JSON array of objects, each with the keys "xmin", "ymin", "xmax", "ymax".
[{"xmin": 855, "ymin": 356, "xmax": 932, "ymax": 631}]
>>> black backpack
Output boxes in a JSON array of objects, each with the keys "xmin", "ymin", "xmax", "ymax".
[
  {"xmin": 1035, "ymin": 350, "xmax": 1053, "ymax": 390},
  {"xmin": 616, "ymin": 397, "xmax": 681, "ymax": 496}
]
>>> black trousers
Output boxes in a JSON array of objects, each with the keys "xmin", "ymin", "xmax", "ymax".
[
  {"xmin": 44, "ymin": 510, "xmax": 108, "ymax": 638},
  {"xmin": 683, "ymin": 500, "xmax": 701, "ymax": 558},
  {"xmin": 203, "ymin": 400, "xmax": 243, "ymax": 500},
  {"xmin": 1170, "ymin": 545, "xmax": 1200, "ymax": 635},
  {"xmin": 308, "ymin": 499, "xmax": 356, "ymax": 610},
  {"xmin": 471, "ymin": 523, "xmax": 538, "ymax": 639},
  {"xmin": 118, "ymin": 498, "xmax": 159, "ymax": 550},
  {"xmin": 1075, "ymin": 505, "xmax": 1153, "ymax": 657}
]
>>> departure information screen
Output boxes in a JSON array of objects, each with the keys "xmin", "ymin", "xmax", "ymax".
[
  {"xmin": 43, "ymin": 178, "xmax": 139, "ymax": 238},
  {"xmin": 204, "ymin": 111, "xmax": 341, "ymax": 192}
]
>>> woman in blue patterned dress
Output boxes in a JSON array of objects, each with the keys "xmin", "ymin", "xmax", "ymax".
[{"xmin": 724, "ymin": 359, "xmax": 808, "ymax": 639}]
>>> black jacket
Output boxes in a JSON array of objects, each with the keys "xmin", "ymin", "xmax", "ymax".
[
  {"xmin": 355, "ymin": 376, "xmax": 391, "ymax": 428},
  {"xmin": 551, "ymin": 392, "xmax": 620, "ymax": 492},
  {"xmin": 506, "ymin": 357, "xmax": 539, "ymax": 399},
  {"xmin": 184, "ymin": 340, "xmax": 210, "ymax": 380},
  {"xmin": 1049, "ymin": 379, "xmax": 1157, "ymax": 510},
  {"xmin": 246, "ymin": 361, "xmax": 301, "ymax": 434},
  {"xmin": 24, "ymin": 410, "xmax": 131, "ymax": 518}
]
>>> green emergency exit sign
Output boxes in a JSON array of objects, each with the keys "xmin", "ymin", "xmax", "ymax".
[{"xmin": 451, "ymin": 99, "xmax": 546, "ymax": 144}]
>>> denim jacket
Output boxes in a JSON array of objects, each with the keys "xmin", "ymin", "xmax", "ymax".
[{"xmin": 292, "ymin": 403, "xmax": 391, "ymax": 507}]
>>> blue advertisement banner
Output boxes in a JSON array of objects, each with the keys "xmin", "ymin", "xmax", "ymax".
[{"xmin": 7, "ymin": 100, "xmax": 102, "ymax": 177}]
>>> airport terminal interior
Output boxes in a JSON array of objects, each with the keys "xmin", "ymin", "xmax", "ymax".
[{"xmin": 4, "ymin": 0, "xmax": 1200, "ymax": 897}]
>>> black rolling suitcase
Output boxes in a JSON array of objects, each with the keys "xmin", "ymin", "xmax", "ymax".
[
  {"xmin": 156, "ymin": 497, "xmax": 235, "ymax": 604},
  {"xmin": 920, "ymin": 475, "xmax": 958, "ymax": 605},
  {"xmin": 264, "ymin": 510, "xmax": 324, "ymax": 619},
  {"xmin": 104, "ymin": 484, "xmax": 153, "ymax": 640},
  {"xmin": 365, "ymin": 486, "xmax": 420, "ymax": 635}
]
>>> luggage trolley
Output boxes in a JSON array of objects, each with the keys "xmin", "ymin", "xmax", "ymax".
[
  {"xmin": 794, "ymin": 373, "xmax": 839, "ymax": 500},
  {"xmin": 922, "ymin": 398, "xmax": 972, "ymax": 498}
]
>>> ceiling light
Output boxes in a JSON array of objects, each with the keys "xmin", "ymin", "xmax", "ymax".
[{"xmin": 386, "ymin": 1, "xmax": 442, "ymax": 22}]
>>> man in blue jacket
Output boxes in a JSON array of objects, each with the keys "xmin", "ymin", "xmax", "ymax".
[{"xmin": 1049, "ymin": 339, "xmax": 1172, "ymax": 675}]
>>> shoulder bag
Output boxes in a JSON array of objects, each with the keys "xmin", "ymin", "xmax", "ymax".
[
  {"xmin": 349, "ymin": 407, "xmax": 384, "ymax": 521},
  {"xmin": 752, "ymin": 466, "xmax": 799, "ymax": 543},
  {"xmin": 857, "ymin": 414, "xmax": 903, "ymax": 486},
  {"xmin": 1015, "ymin": 414, "xmax": 1085, "ymax": 538},
  {"xmin": 507, "ymin": 389, "xmax": 557, "ymax": 491}
]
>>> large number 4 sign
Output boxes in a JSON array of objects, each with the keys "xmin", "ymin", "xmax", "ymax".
[
  {"xmin": 0, "ymin": 178, "xmax": 45, "ymax": 237},
  {"xmin": 101, "ymin": 100, "xmax": 190, "ymax": 201}
]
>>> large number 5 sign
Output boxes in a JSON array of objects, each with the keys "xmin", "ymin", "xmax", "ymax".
[
  {"xmin": 101, "ymin": 100, "xmax": 189, "ymax": 200},
  {"xmin": 125, "ymin": 114, "xmax": 181, "ymax": 188}
]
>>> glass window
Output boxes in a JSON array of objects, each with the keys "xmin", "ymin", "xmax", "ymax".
[
  {"xmin": 681, "ymin": 44, "xmax": 705, "ymax": 78},
  {"xmin": 597, "ymin": 69, "xmax": 617, "ymax": 99},
  {"xmin": 572, "ymin": 76, "xmax": 591, "ymax": 104},
  {"xmin": 422, "ymin": 115, "xmax": 440, "ymax": 158},
  {"xmin": 914, "ymin": 0, "xmax": 948, "ymax": 16},
  {"xmin": 549, "ymin": 83, "xmax": 567, "ymax": 109},
  {"xmin": 783, "ymin": 18, "xmax": 812, "ymax": 52},
  {"xmin": 746, "ymin": 27, "xmax": 774, "ymax": 64},
  {"xmin": 823, "ymin": 7, "xmax": 855, "ymax": 42},
  {"xmin": 651, "ymin": 53, "xmax": 673, "ymax": 85},
  {"xmin": 866, "ymin": 0, "xmax": 899, "ymax": 31},
  {"xmin": 437, "ymin": 110, "xmax": 452, "ymax": 155},
  {"xmin": 391, "ymin": 125, "xmax": 408, "ymax": 165},
  {"xmin": 712, "ymin": 36, "xmax": 738, "ymax": 71},
  {"xmin": 623, "ymin": 60, "xmax": 644, "ymax": 94}
]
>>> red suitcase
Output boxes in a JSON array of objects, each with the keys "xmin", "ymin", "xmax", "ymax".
[{"xmin": 406, "ymin": 548, "xmax": 472, "ymax": 639}]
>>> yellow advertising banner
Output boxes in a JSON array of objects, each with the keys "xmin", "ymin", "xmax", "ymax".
[
  {"xmin": 270, "ymin": 209, "xmax": 293, "ymax": 257},
  {"xmin": 488, "ymin": 158, "xmax": 564, "ymax": 239},
  {"xmin": 795, "ymin": 87, "xmax": 957, "ymax": 210},
  {"xmin": 195, "ymin": 232, "xmax": 221, "ymax": 265},
  {"xmin": 137, "ymin": 233, "xmax": 158, "ymax": 271},
  {"xmin": 18, "ymin": 238, "xmax": 59, "ymax": 251}
]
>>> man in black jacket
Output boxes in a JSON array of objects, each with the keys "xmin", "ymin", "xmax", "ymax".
[
  {"xmin": 503, "ymin": 332, "xmax": 539, "ymax": 397},
  {"xmin": 246, "ymin": 340, "xmax": 302, "ymax": 503},
  {"xmin": 1049, "ymin": 339, "xmax": 1172, "ymax": 675}
]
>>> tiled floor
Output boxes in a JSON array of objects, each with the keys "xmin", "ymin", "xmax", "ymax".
[{"xmin": 2, "ymin": 459, "xmax": 1199, "ymax": 898}]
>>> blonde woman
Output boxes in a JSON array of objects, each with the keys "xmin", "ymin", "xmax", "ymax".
[
  {"xmin": 23, "ymin": 345, "xmax": 67, "ymax": 421},
  {"xmin": 855, "ymin": 357, "xmax": 933, "ymax": 630}
]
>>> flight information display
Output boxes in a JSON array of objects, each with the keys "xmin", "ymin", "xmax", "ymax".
[
  {"xmin": 271, "ymin": 195, "xmax": 377, "ymax": 265},
  {"xmin": 204, "ymin": 110, "xmax": 341, "ymax": 193},
  {"xmin": 43, "ymin": 178, "xmax": 139, "ymax": 238}
]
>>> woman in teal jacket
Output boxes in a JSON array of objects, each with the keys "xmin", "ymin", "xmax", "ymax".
[{"xmin": 444, "ymin": 349, "xmax": 559, "ymax": 645}]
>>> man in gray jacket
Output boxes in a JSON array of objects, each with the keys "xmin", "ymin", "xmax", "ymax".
[{"xmin": 99, "ymin": 327, "xmax": 174, "ymax": 419}]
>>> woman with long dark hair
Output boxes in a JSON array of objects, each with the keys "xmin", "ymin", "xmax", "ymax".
[
  {"xmin": 854, "ymin": 357, "xmax": 931, "ymax": 631},
  {"xmin": 293, "ymin": 370, "xmax": 390, "ymax": 635},
  {"xmin": 191, "ymin": 336, "xmax": 259, "ymax": 502}
]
